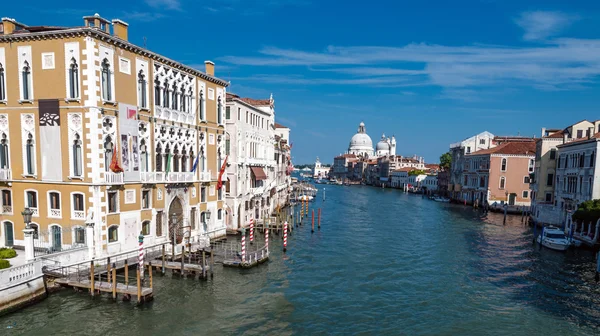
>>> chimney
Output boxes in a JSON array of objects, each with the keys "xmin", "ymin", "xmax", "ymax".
[
  {"xmin": 563, "ymin": 132, "xmax": 568, "ymax": 144},
  {"xmin": 83, "ymin": 13, "xmax": 111, "ymax": 34},
  {"xmin": 111, "ymin": 19, "xmax": 128, "ymax": 41},
  {"xmin": 1, "ymin": 17, "xmax": 17, "ymax": 34},
  {"xmin": 205, "ymin": 60, "xmax": 215, "ymax": 76},
  {"xmin": 541, "ymin": 127, "xmax": 546, "ymax": 137},
  {"xmin": 589, "ymin": 127, "xmax": 594, "ymax": 139}
]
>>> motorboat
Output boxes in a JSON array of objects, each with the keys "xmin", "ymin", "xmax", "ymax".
[
  {"xmin": 433, "ymin": 197, "xmax": 450, "ymax": 203},
  {"xmin": 536, "ymin": 226, "xmax": 571, "ymax": 251}
]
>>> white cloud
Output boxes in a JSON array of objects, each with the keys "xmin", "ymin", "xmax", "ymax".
[
  {"xmin": 122, "ymin": 11, "xmax": 166, "ymax": 22},
  {"xmin": 145, "ymin": 0, "xmax": 181, "ymax": 11},
  {"xmin": 514, "ymin": 11, "xmax": 577, "ymax": 41}
]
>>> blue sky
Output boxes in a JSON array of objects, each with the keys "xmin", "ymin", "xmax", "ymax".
[{"xmin": 9, "ymin": 0, "xmax": 600, "ymax": 164}]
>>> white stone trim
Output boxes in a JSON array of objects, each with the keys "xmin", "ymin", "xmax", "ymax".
[
  {"xmin": 17, "ymin": 45, "xmax": 33, "ymax": 101},
  {"xmin": 70, "ymin": 191, "xmax": 86, "ymax": 221},
  {"xmin": 135, "ymin": 58, "xmax": 149, "ymax": 109},
  {"xmin": 0, "ymin": 48, "xmax": 6, "ymax": 102},
  {"xmin": 64, "ymin": 42, "xmax": 81, "ymax": 99},
  {"xmin": 41, "ymin": 52, "xmax": 55, "ymax": 70},
  {"xmin": 99, "ymin": 44, "xmax": 116, "ymax": 103},
  {"xmin": 46, "ymin": 190, "xmax": 62, "ymax": 219},
  {"xmin": 20, "ymin": 113, "xmax": 37, "ymax": 176},
  {"xmin": 118, "ymin": 56, "xmax": 131, "ymax": 75}
]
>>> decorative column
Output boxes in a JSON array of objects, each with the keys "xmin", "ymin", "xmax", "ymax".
[{"xmin": 23, "ymin": 228, "xmax": 35, "ymax": 262}]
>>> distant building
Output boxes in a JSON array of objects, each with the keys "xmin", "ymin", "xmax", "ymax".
[
  {"xmin": 312, "ymin": 157, "xmax": 329, "ymax": 179},
  {"xmin": 448, "ymin": 131, "xmax": 496, "ymax": 200},
  {"xmin": 332, "ymin": 154, "xmax": 356, "ymax": 179}
]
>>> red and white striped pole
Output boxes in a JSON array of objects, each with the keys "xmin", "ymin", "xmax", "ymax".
[
  {"xmin": 138, "ymin": 232, "xmax": 145, "ymax": 279},
  {"xmin": 241, "ymin": 234, "xmax": 246, "ymax": 263},
  {"xmin": 283, "ymin": 221, "xmax": 288, "ymax": 252},
  {"xmin": 250, "ymin": 219, "xmax": 254, "ymax": 245},
  {"xmin": 265, "ymin": 225, "xmax": 269, "ymax": 254}
]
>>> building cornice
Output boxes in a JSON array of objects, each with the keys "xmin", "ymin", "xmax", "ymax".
[
  {"xmin": 0, "ymin": 27, "xmax": 229, "ymax": 87},
  {"xmin": 557, "ymin": 138, "xmax": 600, "ymax": 148},
  {"xmin": 227, "ymin": 98, "xmax": 271, "ymax": 116}
]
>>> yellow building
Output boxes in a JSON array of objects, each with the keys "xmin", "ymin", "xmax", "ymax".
[{"xmin": 0, "ymin": 14, "xmax": 228, "ymax": 257}]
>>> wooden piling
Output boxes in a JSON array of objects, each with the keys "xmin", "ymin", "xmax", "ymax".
[
  {"xmin": 136, "ymin": 265, "xmax": 142, "ymax": 304},
  {"xmin": 124, "ymin": 259, "xmax": 129, "ymax": 286},
  {"xmin": 90, "ymin": 260, "xmax": 95, "ymax": 297},
  {"xmin": 210, "ymin": 247, "xmax": 214, "ymax": 278},
  {"xmin": 318, "ymin": 208, "xmax": 321, "ymax": 229},
  {"xmin": 107, "ymin": 257, "xmax": 111, "ymax": 284},
  {"xmin": 161, "ymin": 244, "xmax": 166, "ymax": 275},
  {"xmin": 311, "ymin": 209, "xmax": 315, "ymax": 233},
  {"xmin": 148, "ymin": 263, "xmax": 153, "ymax": 289},
  {"xmin": 112, "ymin": 263, "xmax": 117, "ymax": 300},
  {"xmin": 202, "ymin": 250, "xmax": 206, "ymax": 279},
  {"xmin": 180, "ymin": 244, "xmax": 185, "ymax": 276}
]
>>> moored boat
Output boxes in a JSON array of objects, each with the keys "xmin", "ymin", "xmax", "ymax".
[{"xmin": 536, "ymin": 226, "xmax": 571, "ymax": 251}]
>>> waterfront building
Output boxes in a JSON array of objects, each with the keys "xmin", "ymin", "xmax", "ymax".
[
  {"xmin": 0, "ymin": 15, "xmax": 228, "ymax": 257},
  {"xmin": 422, "ymin": 175, "xmax": 438, "ymax": 193},
  {"xmin": 555, "ymin": 129, "xmax": 600, "ymax": 229},
  {"xmin": 463, "ymin": 142, "xmax": 536, "ymax": 206},
  {"xmin": 437, "ymin": 170, "xmax": 450, "ymax": 196},
  {"xmin": 273, "ymin": 123, "xmax": 293, "ymax": 209},
  {"xmin": 530, "ymin": 121, "xmax": 600, "ymax": 225},
  {"xmin": 390, "ymin": 168, "xmax": 413, "ymax": 189},
  {"xmin": 332, "ymin": 154, "xmax": 356, "ymax": 180},
  {"xmin": 448, "ymin": 131, "xmax": 495, "ymax": 200},
  {"xmin": 224, "ymin": 93, "xmax": 277, "ymax": 229},
  {"xmin": 312, "ymin": 157, "xmax": 329, "ymax": 179}
]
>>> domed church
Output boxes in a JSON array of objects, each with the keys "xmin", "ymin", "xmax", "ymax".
[
  {"xmin": 348, "ymin": 122, "xmax": 374, "ymax": 158},
  {"xmin": 376, "ymin": 133, "xmax": 396, "ymax": 157}
]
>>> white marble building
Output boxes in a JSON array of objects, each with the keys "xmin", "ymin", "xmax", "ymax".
[{"xmin": 348, "ymin": 122, "xmax": 374, "ymax": 158}]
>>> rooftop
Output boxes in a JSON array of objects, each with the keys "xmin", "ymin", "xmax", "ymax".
[
  {"xmin": 274, "ymin": 122, "xmax": 288, "ymax": 129},
  {"xmin": 226, "ymin": 93, "xmax": 272, "ymax": 107},
  {"xmin": 469, "ymin": 141, "xmax": 536, "ymax": 156}
]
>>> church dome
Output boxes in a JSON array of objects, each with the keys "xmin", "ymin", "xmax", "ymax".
[
  {"xmin": 376, "ymin": 140, "xmax": 389, "ymax": 151},
  {"xmin": 350, "ymin": 133, "xmax": 373, "ymax": 148},
  {"xmin": 347, "ymin": 121, "xmax": 374, "ymax": 157}
]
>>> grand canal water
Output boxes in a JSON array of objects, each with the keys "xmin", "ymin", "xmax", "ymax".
[{"xmin": 3, "ymin": 185, "xmax": 600, "ymax": 335}]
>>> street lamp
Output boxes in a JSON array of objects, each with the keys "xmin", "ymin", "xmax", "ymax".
[
  {"xmin": 21, "ymin": 207, "xmax": 33, "ymax": 229},
  {"xmin": 206, "ymin": 209, "xmax": 212, "ymax": 221}
]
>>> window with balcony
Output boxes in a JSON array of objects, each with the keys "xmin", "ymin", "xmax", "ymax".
[
  {"xmin": 154, "ymin": 77, "xmax": 161, "ymax": 106},
  {"xmin": 163, "ymin": 81, "xmax": 170, "ymax": 108},
  {"xmin": 1, "ymin": 189, "xmax": 11, "ymax": 214},
  {"xmin": 499, "ymin": 176, "xmax": 506, "ymax": 189},
  {"xmin": 181, "ymin": 149, "xmax": 188, "ymax": 173},
  {"xmin": 104, "ymin": 137, "xmax": 113, "ymax": 172},
  {"xmin": 101, "ymin": 59, "xmax": 112, "ymax": 101},
  {"xmin": 72, "ymin": 193, "xmax": 84, "ymax": 219},
  {"xmin": 181, "ymin": 87, "xmax": 186, "ymax": 112},
  {"xmin": 107, "ymin": 191, "xmax": 118, "ymax": 213},
  {"xmin": 0, "ymin": 132, "xmax": 9, "ymax": 169},
  {"xmin": 142, "ymin": 220, "xmax": 151, "ymax": 236},
  {"xmin": 142, "ymin": 190, "xmax": 150, "ymax": 209},
  {"xmin": 501, "ymin": 158, "xmax": 507, "ymax": 172},
  {"xmin": 68, "ymin": 58, "xmax": 79, "ymax": 99},
  {"xmin": 21, "ymin": 61, "xmax": 32, "ymax": 101},
  {"xmin": 108, "ymin": 225, "xmax": 118, "ymax": 243},
  {"xmin": 0, "ymin": 63, "xmax": 5, "ymax": 101},
  {"xmin": 155, "ymin": 143, "xmax": 163, "ymax": 172},
  {"xmin": 156, "ymin": 211, "xmax": 163, "ymax": 236},
  {"xmin": 140, "ymin": 139, "xmax": 148, "ymax": 172},
  {"xmin": 48, "ymin": 191, "xmax": 61, "ymax": 218},
  {"xmin": 198, "ymin": 89, "xmax": 205, "ymax": 120}
]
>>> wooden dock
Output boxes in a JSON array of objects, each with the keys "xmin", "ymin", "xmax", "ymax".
[
  {"xmin": 55, "ymin": 278, "xmax": 153, "ymax": 302},
  {"xmin": 149, "ymin": 260, "xmax": 210, "ymax": 277}
]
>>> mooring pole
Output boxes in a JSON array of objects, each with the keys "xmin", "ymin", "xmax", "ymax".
[
  {"xmin": 124, "ymin": 259, "xmax": 129, "ymax": 286},
  {"xmin": 202, "ymin": 249, "xmax": 206, "ymax": 279},
  {"xmin": 311, "ymin": 209, "xmax": 315, "ymax": 233},
  {"xmin": 283, "ymin": 221, "xmax": 288, "ymax": 252},
  {"xmin": 148, "ymin": 263, "xmax": 153, "ymax": 289},
  {"xmin": 180, "ymin": 244, "xmax": 185, "ymax": 276},
  {"xmin": 161, "ymin": 244, "xmax": 166, "ymax": 275},
  {"xmin": 318, "ymin": 208, "xmax": 321, "ymax": 229},
  {"xmin": 90, "ymin": 259, "xmax": 95, "ymax": 297},
  {"xmin": 107, "ymin": 257, "xmax": 111, "ymax": 284},
  {"xmin": 210, "ymin": 246, "xmax": 214, "ymax": 278},
  {"xmin": 112, "ymin": 262, "xmax": 117, "ymax": 301},
  {"xmin": 136, "ymin": 265, "xmax": 142, "ymax": 304},
  {"xmin": 595, "ymin": 250, "xmax": 600, "ymax": 282}
]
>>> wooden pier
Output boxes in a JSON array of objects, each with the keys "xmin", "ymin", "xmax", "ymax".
[
  {"xmin": 149, "ymin": 260, "xmax": 211, "ymax": 277},
  {"xmin": 55, "ymin": 278, "xmax": 153, "ymax": 302}
]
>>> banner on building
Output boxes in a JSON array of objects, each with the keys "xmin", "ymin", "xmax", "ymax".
[
  {"xmin": 118, "ymin": 103, "xmax": 139, "ymax": 181},
  {"xmin": 39, "ymin": 99, "xmax": 63, "ymax": 181}
]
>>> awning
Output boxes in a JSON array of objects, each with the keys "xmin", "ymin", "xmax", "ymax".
[{"xmin": 250, "ymin": 166, "xmax": 267, "ymax": 180}]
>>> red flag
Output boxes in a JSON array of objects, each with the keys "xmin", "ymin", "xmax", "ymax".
[
  {"xmin": 217, "ymin": 155, "xmax": 228, "ymax": 189},
  {"xmin": 127, "ymin": 107, "xmax": 137, "ymax": 119},
  {"xmin": 109, "ymin": 146, "xmax": 123, "ymax": 173}
]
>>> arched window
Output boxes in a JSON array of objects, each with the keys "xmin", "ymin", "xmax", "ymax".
[
  {"xmin": 142, "ymin": 220, "xmax": 151, "ymax": 236},
  {"xmin": 181, "ymin": 87, "xmax": 186, "ymax": 112},
  {"xmin": 108, "ymin": 225, "xmax": 118, "ymax": 243},
  {"xmin": 164, "ymin": 144, "xmax": 171, "ymax": 173},
  {"xmin": 30, "ymin": 223, "xmax": 39, "ymax": 240},
  {"xmin": 138, "ymin": 70, "xmax": 147, "ymax": 108},
  {"xmin": 155, "ymin": 143, "xmax": 163, "ymax": 172},
  {"xmin": 48, "ymin": 191, "xmax": 61, "ymax": 218},
  {"xmin": 163, "ymin": 81, "xmax": 170, "ymax": 108},
  {"xmin": 500, "ymin": 176, "xmax": 506, "ymax": 189},
  {"xmin": 171, "ymin": 86, "xmax": 178, "ymax": 110},
  {"xmin": 181, "ymin": 148, "xmax": 188, "ymax": 172},
  {"xmin": 217, "ymin": 209, "xmax": 222, "ymax": 220},
  {"xmin": 154, "ymin": 77, "xmax": 161, "ymax": 106},
  {"xmin": 101, "ymin": 59, "xmax": 112, "ymax": 101},
  {"xmin": 501, "ymin": 158, "xmax": 507, "ymax": 172},
  {"xmin": 173, "ymin": 146, "xmax": 180, "ymax": 172},
  {"xmin": 25, "ymin": 190, "xmax": 38, "ymax": 213},
  {"xmin": 0, "ymin": 63, "xmax": 5, "ymax": 101},
  {"xmin": 140, "ymin": 139, "xmax": 148, "ymax": 172},
  {"xmin": 104, "ymin": 136, "xmax": 113, "ymax": 172},
  {"xmin": 198, "ymin": 89, "xmax": 204, "ymax": 120},
  {"xmin": 72, "ymin": 134, "xmax": 83, "ymax": 176},
  {"xmin": 22, "ymin": 61, "xmax": 31, "ymax": 100},
  {"xmin": 25, "ymin": 133, "xmax": 35, "ymax": 175},
  {"xmin": 189, "ymin": 150, "xmax": 195, "ymax": 172},
  {"xmin": 69, "ymin": 58, "xmax": 79, "ymax": 99},
  {"xmin": 0, "ymin": 132, "xmax": 9, "ymax": 169}
]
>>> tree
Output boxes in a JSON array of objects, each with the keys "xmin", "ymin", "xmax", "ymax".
[
  {"xmin": 408, "ymin": 169, "xmax": 426, "ymax": 176},
  {"xmin": 440, "ymin": 152, "xmax": 452, "ymax": 171},
  {"xmin": 572, "ymin": 199, "xmax": 600, "ymax": 223}
]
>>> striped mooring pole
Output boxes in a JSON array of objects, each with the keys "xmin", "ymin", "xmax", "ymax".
[
  {"xmin": 283, "ymin": 221, "xmax": 288, "ymax": 252},
  {"xmin": 250, "ymin": 219, "xmax": 254, "ymax": 245},
  {"xmin": 241, "ymin": 232, "xmax": 246, "ymax": 263},
  {"xmin": 138, "ymin": 232, "xmax": 145, "ymax": 280},
  {"xmin": 265, "ymin": 223, "xmax": 269, "ymax": 254}
]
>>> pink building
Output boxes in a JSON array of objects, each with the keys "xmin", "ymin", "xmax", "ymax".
[{"xmin": 463, "ymin": 142, "xmax": 536, "ymax": 206}]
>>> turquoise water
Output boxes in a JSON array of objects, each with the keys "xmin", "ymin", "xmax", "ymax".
[{"xmin": 2, "ymin": 185, "xmax": 600, "ymax": 335}]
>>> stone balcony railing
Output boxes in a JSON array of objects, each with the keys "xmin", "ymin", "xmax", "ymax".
[
  {"xmin": 49, "ymin": 209, "xmax": 61, "ymax": 218},
  {"xmin": 2, "ymin": 205, "xmax": 12, "ymax": 214},
  {"xmin": 199, "ymin": 171, "xmax": 211, "ymax": 182},
  {"xmin": 0, "ymin": 168, "xmax": 11, "ymax": 181},
  {"xmin": 72, "ymin": 210, "xmax": 85, "ymax": 220},
  {"xmin": 104, "ymin": 172, "xmax": 124, "ymax": 185}
]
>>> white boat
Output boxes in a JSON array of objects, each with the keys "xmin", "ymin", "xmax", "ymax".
[
  {"xmin": 536, "ymin": 226, "xmax": 571, "ymax": 251},
  {"xmin": 433, "ymin": 197, "xmax": 450, "ymax": 203}
]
